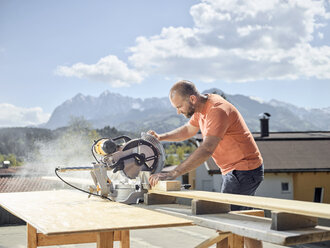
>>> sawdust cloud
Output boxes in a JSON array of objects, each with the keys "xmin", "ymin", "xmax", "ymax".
[{"xmin": 20, "ymin": 131, "xmax": 96, "ymax": 180}]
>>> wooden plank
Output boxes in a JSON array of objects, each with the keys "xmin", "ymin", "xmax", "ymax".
[
  {"xmin": 229, "ymin": 234, "xmax": 244, "ymax": 248},
  {"xmin": 37, "ymin": 230, "xmax": 124, "ymax": 246},
  {"xmin": 114, "ymin": 230, "xmax": 121, "ymax": 241},
  {"xmin": 27, "ymin": 223, "xmax": 37, "ymax": 248},
  {"xmin": 143, "ymin": 204, "xmax": 330, "ymax": 246},
  {"xmin": 37, "ymin": 232, "xmax": 96, "ymax": 246},
  {"xmin": 148, "ymin": 190, "xmax": 330, "ymax": 219},
  {"xmin": 97, "ymin": 231, "xmax": 114, "ymax": 248},
  {"xmin": 191, "ymin": 199, "xmax": 230, "ymax": 215},
  {"xmin": 0, "ymin": 190, "xmax": 192, "ymax": 235},
  {"xmin": 120, "ymin": 230, "xmax": 130, "ymax": 248},
  {"xmin": 195, "ymin": 232, "xmax": 230, "ymax": 248},
  {"xmin": 151, "ymin": 180, "xmax": 181, "ymax": 191},
  {"xmin": 271, "ymin": 212, "xmax": 318, "ymax": 231},
  {"xmin": 144, "ymin": 193, "xmax": 176, "ymax": 205},
  {"xmin": 228, "ymin": 210, "xmax": 264, "ymax": 248},
  {"xmin": 232, "ymin": 209, "xmax": 265, "ymax": 217}
]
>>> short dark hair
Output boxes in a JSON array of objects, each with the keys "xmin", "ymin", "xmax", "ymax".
[{"xmin": 170, "ymin": 80, "xmax": 199, "ymax": 99}]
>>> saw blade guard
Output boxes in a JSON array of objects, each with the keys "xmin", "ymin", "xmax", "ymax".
[
  {"xmin": 117, "ymin": 133, "xmax": 165, "ymax": 179},
  {"xmin": 93, "ymin": 133, "xmax": 165, "ymax": 179}
]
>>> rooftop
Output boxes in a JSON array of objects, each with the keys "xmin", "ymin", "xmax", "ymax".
[
  {"xmin": 0, "ymin": 176, "xmax": 68, "ymax": 193},
  {"xmin": 201, "ymin": 131, "xmax": 330, "ymax": 174},
  {"xmin": 253, "ymin": 131, "xmax": 330, "ymax": 140}
]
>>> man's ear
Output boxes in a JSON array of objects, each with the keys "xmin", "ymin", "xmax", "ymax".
[{"xmin": 189, "ymin": 95, "xmax": 197, "ymax": 104}]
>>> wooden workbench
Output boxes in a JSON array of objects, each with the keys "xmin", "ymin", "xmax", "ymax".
[{"xmin": 0, "ymin": 190, "xmax": 192, "ymax": 248}]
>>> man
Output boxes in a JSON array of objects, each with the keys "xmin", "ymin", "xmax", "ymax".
[{"xmin": 148, "ymin": 80, "xmax": 264, "ymax": 248}]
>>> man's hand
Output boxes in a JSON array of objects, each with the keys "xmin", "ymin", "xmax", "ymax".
[
  {"xmin": 149, "ymin": 170, "xmax": 178, "ymax": 187},
  {"xmin": 147, "ymin": 130, "xmax": 161, "ymax": 140}
]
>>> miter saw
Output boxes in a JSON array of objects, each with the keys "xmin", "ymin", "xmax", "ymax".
[{"xmin": 55, "ymin": 132, "xmax": 165, "ymax": 204}]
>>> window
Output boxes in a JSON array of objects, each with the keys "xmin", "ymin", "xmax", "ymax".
[
  {"xmin": 281, "ymin": 182, "xmax": 289, "ymax": 192},
  {"xmin": 314, "ymin": 187, "xmax": 324, "ymax": 203},
  {"xmin": 182, "ymin": 174, "xmax": 189, "ymax": 184}
]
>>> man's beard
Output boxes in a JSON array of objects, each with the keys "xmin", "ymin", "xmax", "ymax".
[{"xmin": 184, "ymin": 103, "xmax": 195, "ymax": 118}]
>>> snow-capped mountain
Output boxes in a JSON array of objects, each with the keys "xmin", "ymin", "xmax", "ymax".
[{"xmin": 43, "ymin": 89, "xmax": 330, "ymax": 132}]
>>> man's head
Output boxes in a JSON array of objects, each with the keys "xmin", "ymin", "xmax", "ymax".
[{"xmin": 169, "ymin": 80, "xmax": 199, "ymax": 118}]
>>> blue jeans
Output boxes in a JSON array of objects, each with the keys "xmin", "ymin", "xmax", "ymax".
[{"xmin": 221, "ymin": 164, "xmax": 264, "ymax": 211}]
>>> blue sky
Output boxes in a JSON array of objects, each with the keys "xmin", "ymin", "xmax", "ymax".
[{"xmin": 1, "ymin": 0, "xmax": 330, "ymax": 127}]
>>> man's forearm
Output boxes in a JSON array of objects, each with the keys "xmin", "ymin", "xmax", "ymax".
[
  {"xmin": 159, "ymin": 125, "xmax": 192, "ymax": 142},
  {"xmin": 149, "ymin": 135, "xmax": 220, "ymax": 186},
  {"xmin": 173, "ymin": 145, "xmax": 213, "ymax": 176}
]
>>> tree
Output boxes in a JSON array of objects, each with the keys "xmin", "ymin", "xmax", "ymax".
[
  {"xmin": 176, "ymin": 146, "xmax": 185, "ymax": 162},
  {"xmin": 67, "ymin": 116, "xmax": 92, "ymax": 135},
  {"xmin": 0, "ymin": 154, "xmax": 4, "ymax": 164},
  {"xmin": 165, "ymin": 154, "xmax": 175, "ymax": 166}
]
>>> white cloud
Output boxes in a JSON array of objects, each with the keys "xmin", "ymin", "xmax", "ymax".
[
  {"xmin": 318, "ymin": 32, "xmax": 324, "ymax": 39},
  {"xmin": 56, "ymin": 55, "xmax": 144, "ymax": 87},
  {"xmin": 56, "ymin": 0, "xmax": 330, "ymax": 84},
  {"xmin": 0, "ymin": 103, "xmax": 50, "ymax": 127},
  {"xmin": 128, "ymin": 0, "xmax": 330, "ymax": 82}
]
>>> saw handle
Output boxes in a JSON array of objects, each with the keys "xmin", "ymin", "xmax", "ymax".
[
  {"xmin": 112, "ymin": 135, "xmax": 131, "ymax": 142},
  {"xmin": 55, "ymin": 166, "xmax": 94, "ymax": 172}
]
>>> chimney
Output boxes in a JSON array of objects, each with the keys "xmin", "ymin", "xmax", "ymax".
[{"xmin": 259, "ymin": 113, "xmax": 271, "ymax": 137}]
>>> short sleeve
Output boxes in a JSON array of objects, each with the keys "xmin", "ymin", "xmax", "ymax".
[
  {"xmin": 204, "ymin": 107, "xmax": 229, "ymax": 139},
  {"xmin": 189, "ymin": 113, "xmax": 199, "ymax": 127}
]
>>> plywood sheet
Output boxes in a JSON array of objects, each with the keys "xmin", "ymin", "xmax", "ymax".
[
  {"xmin": 0, "ymin": 190, "xmax": 192, "ymax": 235},
  {"xmin": 148, "ymin": 190, "xmax": 330, "ymax": 219}
]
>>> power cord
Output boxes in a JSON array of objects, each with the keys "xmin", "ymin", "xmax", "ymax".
[{"xmin": 54, "ymin": 168, "xmax": 112, "ymax": 201}]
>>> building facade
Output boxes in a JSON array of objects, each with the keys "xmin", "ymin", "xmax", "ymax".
[{"xmin": 192, "ymin": 132, "xmax": 330, "ymax": 204}]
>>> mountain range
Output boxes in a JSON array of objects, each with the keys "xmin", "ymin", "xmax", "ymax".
[{"xmin": 43, "ymin": 89, "xmax": 330, "ymax": 133}]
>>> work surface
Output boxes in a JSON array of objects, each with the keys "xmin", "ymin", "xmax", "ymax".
[
  {"xmin": 0, "ymin": 190, "xmax": 192, "ymax": 235},
  {"xmin": 142, "ymin": 204, "xmax": 330, "ymax": 246},
  {"xmin": 149, "ymin": 190, "xmax": 330, "ymax": 219}
]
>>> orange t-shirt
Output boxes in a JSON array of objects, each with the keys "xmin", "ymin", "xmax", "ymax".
[{"xmin": 189, "ymin": 94, "xmax": 263, "ymax": 175}]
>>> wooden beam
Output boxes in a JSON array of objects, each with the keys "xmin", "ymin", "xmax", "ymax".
[
  {"xmin": 97, "ymin": 231, "xmax": 114, "ymax": 248},
  {"xmin": 271, "ymin": 212, "xmax": 318, "ymax": 231},
  {"xmin": 120, "ymin": 230, "xmax": 130, "ymax": 248},
  {"xmin": 144, "ymin": 193, "xmax": 176, "ymax": 205},
  {"xmin": 228, "ymin": 233, "xmax": 244, "ymax": 248},
  {"xmin": 191, "ymin": 199, "xmax": 230, "ymax": 215},
  {"xmin": 27, "ymin": 224, "xmax": 37, "ymax": 248},
  {"xmin": 227, "ymin": 209, "xmax": 264, "ymax": 248},
  {"xmin": 37, "ymin": 232, "xmax": 96, "ymax": 246},
  {"xmin": 195, "ymin": 232, "xmax": 231, "ymax": 248},
  {"xmin": 232, "ymin": 209, "xmax": 265, "ymax": 217},
  {"xmin": 114, "ymin": 230, "xmax": 121, "ymax": 241},
  {"xmin": 152, "ymin": 181, "xmax": 181, "ymax": 191},
  {"xmin": 37, "ymin": 230, "xmax": 123, "ymax": 246}
]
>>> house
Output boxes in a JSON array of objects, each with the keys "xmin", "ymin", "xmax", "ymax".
[
  {"xmin": 2, "ymin": 161, "xmax": 10, "ymax": 168},
  {"xmin": 191, "ymin": 131, "xmax": 330, "ymax": 204}
]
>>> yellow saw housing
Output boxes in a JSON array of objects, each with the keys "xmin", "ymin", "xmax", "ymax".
[{"xmin": 93, "ymin": 139, "xmax": 109, "ymax": 156}]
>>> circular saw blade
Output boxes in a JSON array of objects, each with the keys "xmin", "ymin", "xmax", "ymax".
[
  {"xmin": 141, "ymin": 132, "xmax": 165, "ymax": 174},
  {"xmin": 121, "ymin": 138, "xmax": 162, "ymax": 179}
]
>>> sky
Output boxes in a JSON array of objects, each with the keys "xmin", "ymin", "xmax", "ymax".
[{"xmin": 1, "ymin": 0, "xmax": 330, "ymax": 127}]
